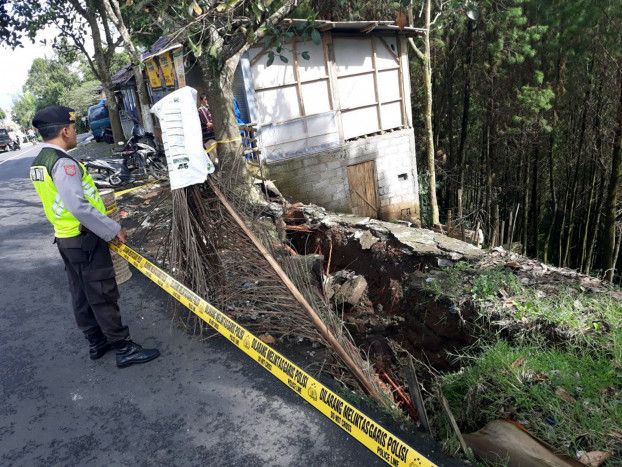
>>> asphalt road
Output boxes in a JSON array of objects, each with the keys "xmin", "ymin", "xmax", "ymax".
[{"xmin": 0, "ymin": 143, "xmax": 461, "ymax": 466}]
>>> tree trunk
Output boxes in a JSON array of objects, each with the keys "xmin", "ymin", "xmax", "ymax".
[
  {"xmin": 585, "ymin": 170, "xmax": 606, "ymax": 275},
  {"xmin": 196, "ymin": 55, "xmax": 249, "ymax": 184},
  {"xmin": 97, "ymin": 62, "xmax": 124, "ymax": 143},
  {"xmin": 101, "ymin": 0, "xmax": 155, "ymax": 134},
  {"xmin": 543, "ymin": 133, "xmax": 557, "ymax": 264},
  {"xmin": 132, "ymin": 66, "xmax": 155, "ymax": 133},
  {"xmin": 423, "ymin": 0, "xmax": 439, "ymax": 226},
  {"xmin": 521, "ymin": 150, "xmax": 530, "ymax": 256},
  {"xmin": 530, "ymin": 146, "xmax": 539, "ymax": 258},
  {"xmin": 579, "ymin": 164, "xmax": 597, "ymax": 272},
  {"xmin": 458, "ymin": 22, "xmax": 474, "ymax": 212},
  {"xmin": 602, "ymin": 71, "xmax": 622, "ymax": 282},
  {"xmin": 613, "ymin": 225, "xmax": 622, "ymax": 284}
]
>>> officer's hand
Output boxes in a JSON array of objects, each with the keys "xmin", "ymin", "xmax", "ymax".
[{"xmin": 113, "ymin": 228, "xmax": 127, "ymax": 245}]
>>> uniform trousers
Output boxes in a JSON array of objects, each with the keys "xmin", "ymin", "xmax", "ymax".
[{"xmin": 56, "ymin": 234, "xmax": 129, "ymax": 342}]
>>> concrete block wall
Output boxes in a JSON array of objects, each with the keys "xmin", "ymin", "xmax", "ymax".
[{"xmin": 265, "ymin": 128, "xmax": 419, "ymax": 221}]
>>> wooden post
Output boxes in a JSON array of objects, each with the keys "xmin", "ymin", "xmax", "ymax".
[{"xmin": 474, "ymin": 220, "xmax": 481, "ymax": 247}]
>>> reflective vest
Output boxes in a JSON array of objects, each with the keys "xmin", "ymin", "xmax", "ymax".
[{"xmin": 30, "ymin": 147, "xmax": 106, "ymax": 238}]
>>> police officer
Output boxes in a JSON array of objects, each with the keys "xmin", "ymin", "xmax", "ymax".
[{"xmin": 30, "ymin": 106, "xmax": 160, "ymax": 368}]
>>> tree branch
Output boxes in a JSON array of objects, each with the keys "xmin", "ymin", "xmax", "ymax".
[{"xmin": 409, "ymin": 37, "xmax": 425, "ymax": 61}]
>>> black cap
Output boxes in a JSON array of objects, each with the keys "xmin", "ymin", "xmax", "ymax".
[{"xmin": 32, "ymin": 106, "xmax": 76, "ymax": 129}]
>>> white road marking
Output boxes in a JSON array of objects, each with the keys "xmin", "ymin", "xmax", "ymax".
[{"xmin": 0, "ymin": 146, "xmax": 38, "ymax": 166}]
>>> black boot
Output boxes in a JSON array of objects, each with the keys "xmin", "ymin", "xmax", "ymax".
[
  {"xmin": 112, "ymin": 337, "xmax": 160, "ymax": 368},
  {"xmin": 85, "ymin": 328, "xmax": 111, "ymax": 360}
]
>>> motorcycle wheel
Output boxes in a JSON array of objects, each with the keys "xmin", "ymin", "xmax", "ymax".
[
  {"xmin": 148, "ymin": 160, "xmax": 168, "ymax": 178},
  {"xmin": 87, "ymin": 166, "xmax": 124, "ymax": 188}
]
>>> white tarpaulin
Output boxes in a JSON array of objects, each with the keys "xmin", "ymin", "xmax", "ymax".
[{"xmin": 150, "ymin": 86, "xmax": 214, "ymax": 190}]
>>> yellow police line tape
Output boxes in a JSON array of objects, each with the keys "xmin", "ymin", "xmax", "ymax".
[
  {"xmin": 105, "ymin": 202, "xmax": 118, "ymax": 216},
  {"xmin": 205, "ymin": 136, "xmax": 243, "ymax": 153},
  {"xmin": 114, "ymin": 178, "xmax": 166, "ymax": 198},
  {"xmin": 108, "ymin": 242, "xmax": 436, "ymax": 467}
]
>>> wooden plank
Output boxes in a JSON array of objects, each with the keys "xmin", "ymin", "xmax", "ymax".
[
  {"xmin": 397, "ymin": 38, "xmax": 410, "ymax": 126},
  {"xmin": 323, "ymin": 34, "xmax": 343, "ymax": 142},
  {"xmin": 292, "ymin": 40, "xmax": 306, "ymax": 117},
  {"xmin": 371, "ymin": 37, "xmax": 383, "ymax": 130},
  {"xmin": 250, "ymin": 46, "xmax": 269, "ymax": 67},
  {"xmin": 378, "ymin": 37, "xmax": 399, "ymax": 61},
  {"xmin": 404, "ymin": 357, "xmax": 431, "ymax": 435},
  {"xmin": 336, "ymin": 69, "xmax": 376, "ymax": 79}
]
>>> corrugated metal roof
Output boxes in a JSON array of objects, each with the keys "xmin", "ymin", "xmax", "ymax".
[
  {"xmin": 111, "ymin": 63, "xmax": 134, "ymax": 87},
  {"xmin": 142, "ymin": 36, "xmax": 182, "ymax": 60},
  {"xmin": 281, "ymin": 19, "xmax": 426, "ymax": 37}
]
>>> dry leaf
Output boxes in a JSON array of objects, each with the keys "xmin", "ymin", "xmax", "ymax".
[
  {"xmin": 511, "ymin": 357, "xmax": 525, "ymax": 368},
  {"xmin": 395, "ymin": 11, "xmax": 408, "ymax": 30},
  {"xmin": 578, "ymin": 451, "xmax": 612, "ymax": 467},
  {"xmin": 555, "ymin": 386, "xmax": 576, "ymax": 404},
  {"xmin": 505, "ymin": 262, "xmax": 521, "ymax": 268},
  {"xmin": 259, "ymin": 334, "xmax": 275, "ymax": 344}
]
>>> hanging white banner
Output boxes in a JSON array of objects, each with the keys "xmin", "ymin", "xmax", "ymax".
[{"xmin": 150, "ymin": 86, "xmax": 214, "ymax": 190}]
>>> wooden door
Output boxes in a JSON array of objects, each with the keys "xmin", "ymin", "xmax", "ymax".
[{"xmin": 347, "ymin": 161, "xmax": 379, "ymax": 218}]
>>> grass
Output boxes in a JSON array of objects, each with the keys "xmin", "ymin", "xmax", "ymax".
[{"xmin": 420, "ymin": 262, "xmax": 622, "ymax": 462}]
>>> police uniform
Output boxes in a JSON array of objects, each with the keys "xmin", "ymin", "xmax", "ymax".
[{"xmin": 30, "ymin": 106, "xmax": 159, "ymax": 367}]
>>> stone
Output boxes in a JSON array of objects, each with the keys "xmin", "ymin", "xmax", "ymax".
[
  {"xmin": 333, "ymin": 275, "xmax": 368, "ymax": 305},
  {"xmin": 357, "ymin": 230, "xmax": 379, "ymax": 250}
]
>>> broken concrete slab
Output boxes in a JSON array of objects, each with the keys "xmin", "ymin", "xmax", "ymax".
[{"xmin": 299, "ymin": 207, "xmax": 485, "ymax": 262}]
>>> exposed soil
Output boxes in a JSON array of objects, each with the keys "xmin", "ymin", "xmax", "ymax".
[{"xmin": 288, "ymin": 225, "xmax": 477, "ymax": 372}]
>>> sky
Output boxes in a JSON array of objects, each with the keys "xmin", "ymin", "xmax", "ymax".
[{"xmin": 0, "ymin": 28, "xmax": 56, "ymax": 114}]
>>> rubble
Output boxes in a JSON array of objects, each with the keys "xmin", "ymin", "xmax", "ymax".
[{"xmin": 329, "ymin": 271, "xmax": 368, "ymax": 305}]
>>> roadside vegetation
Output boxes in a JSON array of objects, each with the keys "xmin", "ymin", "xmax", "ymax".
[{"xmin": 422, "ymin": 259, "xmax": 622, "ymax": 461}]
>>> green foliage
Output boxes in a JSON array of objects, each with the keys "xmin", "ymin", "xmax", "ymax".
[
  {"xmin": 296, "ymin": 0, "xmax": 398, "ymax": 22},
  {"xmin": 417, "ymin": 256, "xmax": 622, "ymax": 458},
  {"xmin": 11, "ymin": 92, "xmax": 37, "ymax": 130},
  {"xmin": 472, "ymin": 267, "xmax": 521, "ymax": 300},
  {"xmin": 25, "ymin": 57, "xmax": 80, "ymax": 110},
  {"xmin": 435, "ymin": 340, "xmax": 622, "ymax": 456},
  {"xmin": 0, "ymin": 108, "xmax": 6, "ymax": 120},
  {"xmin": 59, "ymin": 79, "xmax": 100, "ymax": 124}
]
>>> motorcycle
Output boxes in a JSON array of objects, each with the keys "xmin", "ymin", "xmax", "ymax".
[
  {"xmin": 83, "ymin": 123, "xmax": 167, "ymax": 188},
  {"xmin": 10, "ymin": 137, "xmax": 21, "ymax": 151}
]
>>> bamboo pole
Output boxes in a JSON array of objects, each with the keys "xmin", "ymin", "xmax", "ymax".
[
  {"xmin": 458, "ymin": 189, "xmax": 465, "ymax": 241},
  {"xmin": 208, "ymin": 179, "xmax": 381, "ymax": 398},
  {"xmin": 508, "ymin": 211, "xmax": 514, "ymax": 251},
  {"xmin": 510, "ymin": 204, "xmax": 520, "ymax": 251}
]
